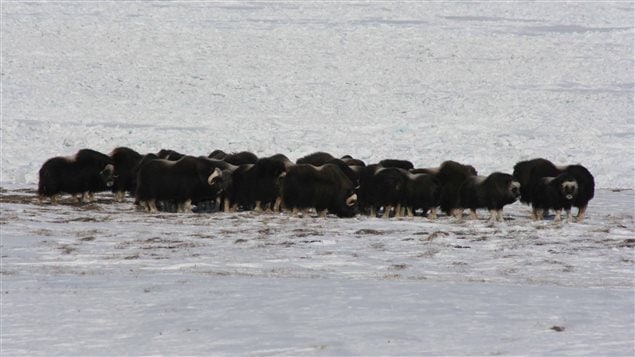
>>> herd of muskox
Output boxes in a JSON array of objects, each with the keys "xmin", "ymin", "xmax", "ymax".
[{"xmin": 37, "ymin": 147, "xmax": 595, "ymax": 223}]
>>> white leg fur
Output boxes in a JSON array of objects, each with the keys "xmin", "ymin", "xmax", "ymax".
[
  {"xmin": 382, "ymin": 205, "xmax": 392, "ymax": 219},
  {"xmin": 577, "ymin": 205, "xmax": 588, "ymax": 222},
  {"xmin": 427, "ymin": 207, "xmax": 438, "ymax": 220},
  {"xmin": 488, "ymin": 209, "xmax": 497, "ymax": 224},
  {"xmin": 148, "ymin": 199, "xmax": 158, "ymax": 213},
  {"xmin": 115, "ymin": 191, "xmax": 125, "ymax": 202}
]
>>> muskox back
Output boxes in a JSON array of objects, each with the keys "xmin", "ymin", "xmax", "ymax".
[
  {"xmin": 224, "ymin": 151, "xmax": 259, "ymax": 166},
  {"xmin": 379, "ymin": 159, "xmax": 414, "ymax": 171},
  {"xmin": 38, "ymin": 149, "xmax": 115, "ymax": 201},
  {"xmin": 340, "ymin": 155, "xmax": 366, "ymax": 167},
  {"xmin": 157, "ymin": 149, "xmax": 186, "ymax": 161},
  {"xmin": 296, "ymin": 152, "xmax": 335, "ymax": 166}
]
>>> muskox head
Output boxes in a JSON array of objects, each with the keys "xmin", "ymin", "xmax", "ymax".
[
  {"xmin": 561, "ymin": 178, "xmax": 579, "ymax": 201},
  {"xmin": 207, "ymin": 168, "xmax": 223, "ymax": 187},
  {"xmin": 509, "ymin": 179, "xmax": 521, "ymax": 198},
  {"xmin": 99, "ymin": 164, "xmax": 115, "ymax": 188}
]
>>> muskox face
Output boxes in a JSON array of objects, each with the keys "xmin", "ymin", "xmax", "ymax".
[
  {"xmin": 99, "ymin": 164, "xmax": 115, "ymax": 187},
  {"xmin": 207, "ymin": 168, "xmax": 223, "ymax": 187},
  {"xmin": 509, "ymin": 180, "xmax": 521, "ymax": 198},
  {"xmin": 561, "ymin": 180, "xmax": 578, "ymax": 201}
]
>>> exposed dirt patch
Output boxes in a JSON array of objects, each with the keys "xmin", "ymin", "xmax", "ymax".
[{"xmin": 355, "ymin": 229, "xmax": 385, "ymax": 235}]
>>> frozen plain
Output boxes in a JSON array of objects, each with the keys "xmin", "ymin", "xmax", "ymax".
[{"xmin": 1, "ymin": 1, "xmax": 634, "ymax": 356}]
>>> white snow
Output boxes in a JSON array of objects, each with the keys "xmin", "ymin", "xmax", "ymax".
[{"xmin": 1, "ymin": 2, "xmax": 634, "ymax": 356}]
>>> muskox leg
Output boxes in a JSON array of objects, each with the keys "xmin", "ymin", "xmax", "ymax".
[
  {"xmin": 148, "ymin": 199, "xmax": 159, "ymax": 213},
  {"xmin": 488, "ymin": 209, "xmax": 498, "ymax": 224},
  {"xmin": 497, "ymin": 209, "xmax": 505, "ymax": 222},
  {"xmin": 427, "ymin": 207, "xmax": 438, "ymax": 220},
  {"xmin": 178, "ymin": 199, "xmax": 192, "ymax": 213},
  {"xmin": 382, "ymin": 205, "xmax": 392, "ymax": 219},
  {"xmin": 576, "ymin": 205, "xmax": 588, "ymax": 223},
  {"xmin": 531, "ymin": 208, "xmax": 538, "ymax": 221},
  {"xmin": 469, "ymin": 209, "xmax": 479, "ymax": 220},
  {"xmin": 273, "ymin": 197, "xmax": 282, "ymax": 212},
  {"xmin": 115, "ymin": 191, "xmax": 126, "ymax": 203}
]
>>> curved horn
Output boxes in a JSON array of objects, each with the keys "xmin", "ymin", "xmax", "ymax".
[
  {"xmin": 207, "ymin": 168, "xmax": 222, "ymax": 185},
  {"xmin": 346, "ymin": 193, "xmax": 358, "ymax": 207}
]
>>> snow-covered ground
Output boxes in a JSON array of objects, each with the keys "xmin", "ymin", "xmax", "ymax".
[{"xmin": 1, "ymin": 1, "xmax": 634, "ymax": 356}]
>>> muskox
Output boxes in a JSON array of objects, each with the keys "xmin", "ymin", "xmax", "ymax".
[
  {"xmin": 412, "ymin": 160, "xmax": 478, "ymax": 217},
  {"xmin": 529, "ymin": 173, "xmax": 579, "ymax": 222},
  {"xmin": 361, "ymin": 166, "xmax": 407, "ymax": 218},
  {"xmin": 224, "ymin": 157, "xmax": 287, "ymax": 212},
  {"xmin": 458, "ymin": 172, "xmax": 521, "ymax": 223},
  {"xmin": 404, "ymin": 172, "xmax": 441, "ymax": 219},
  {"xmin": 38, "ymin": 149, "xmax": 115, "ymax": 204},
  {"xmin": 109, "ymin": 147, "xmax": 143, "ymax": 202},
  {"xmin": 356, "ymin": 166, "xmax": 439, "ymax": 218},
  {"xmin": 513, "ymin": 158, "xmax": 595, "ymax": 222},
  {"xmin": 135, "ymin": 156, "xmax": 224, "ymax": 213},
  {"xmin": 282, "ymin": 164, "xmax": 358, "ymax": 218}
]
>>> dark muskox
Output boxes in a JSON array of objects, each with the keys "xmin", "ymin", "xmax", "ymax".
[
  {"xmin": 404, "ymin": 172, "xmax": 441, "ymax": 219},
  {"xmin": 513, "ymin": 158, "xmax": 595, "ymax": 221},
  {"xmin": 296, "ymin": 151, "xmax": 335, "ymax": 166},
  {"xmin": 458, "ymin": 172, "xmax": 521, "ymax": 223},
  {"xmin": 157, "ymin": 149, "xmax": 186, "ymax": 161},
  {"xmin": 135, "ymin": 156, "xmax": 224, "ymax": 212},
  {"xmin": 38, "ymin": 149, "xmax": 115, "ymax": 204},
  {"xmin": 209, "ymin": 150, "xmax": 259, "ymax": 166},
  {"xmin": 362, "ymin": 166, "xmax": 407, "ymax": 218},
  {"xmin": 282, "ymin": 164, "xmax": 358, "ymax": 218},
  {"xmin": 529, "ymin": 173, "xmax": 579, "ymax": 222},
  {"xmin": 378, "ymin": 159, "xmax": 414, "ymax": 170},
  {"xmin": 412, "ymin": 160, "xmax": 478, "ymax": 217},
  {"xmin": 225, "ymin": 157, "xmax": 287, "ymax": 212},
  {"xmin": 357, "ymin": 166, "xmax": 439, "ymax": 218},
  {"xmin": 109, "ymin": 147, "xmax": 143, "ymax": 202}
]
